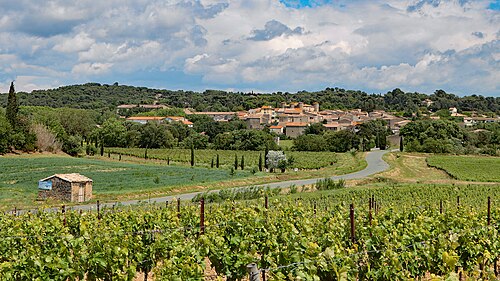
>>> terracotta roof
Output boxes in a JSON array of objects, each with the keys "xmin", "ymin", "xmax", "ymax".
[
  {"xmin": 269, "ymin": 125, "xmax": 283, "ymax": 129},
  {"xmin": 166, "ymin": 116, "xmax": 185, "ymax": 121},
  {"xmin": 192, "ymin": 112, "xmax": 236, "ymax": 115},
  {"xmin": 261, "ymin": 105, "xmax": 272, "ymax": 109},
  {"xmin": 285, "ymin": 122, "xmax": 309, "ymax": 127},
  {"xmin": 40, "ymin": 173, "xmax": 92, "ymax": 183},
  {"xmin": 324, "ymin": 123, "xmax": 340, "ymax": 128},
  {"xmin": 182, "ymin": 120, "xmax": 193, "ymax": 125},
  {"xmin": 126, "ymin": 116, "xmax": 165, "ymax": 121}
]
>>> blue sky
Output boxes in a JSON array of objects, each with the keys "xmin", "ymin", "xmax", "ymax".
[{"xmin": 0, "ymin": 0, "xmax": 498, "ymax": 96}]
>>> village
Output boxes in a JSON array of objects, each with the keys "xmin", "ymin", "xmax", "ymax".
[{"xmin": 121, "ymin": 102, "xmax": 414, "ymax": 138}]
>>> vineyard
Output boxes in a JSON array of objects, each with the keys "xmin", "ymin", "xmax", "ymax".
[
  {"xmin": 426, "ymin": 155, "xmax": 500, "ymax": 182},
  {"xmin": 104, "ymin": 148, "xmax": 362, "ymax": 170},
  {"xmin": 1, "ymin": 183, "xmax": 499, "ymax": 280}
]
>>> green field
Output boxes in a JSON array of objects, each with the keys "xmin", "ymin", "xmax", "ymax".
[
  {"xmin": 105, "ymin": 147, "xmax": 347, "ymax": 170},
  {"xmin": 0, "ymin": 155, "xmax": 251, "ymax": 209},
  {"xmin": 426, "ymin": 155, "xmax": 500, "ymax": 182}
]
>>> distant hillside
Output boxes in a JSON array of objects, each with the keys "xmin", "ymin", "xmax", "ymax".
[{"xmin": 1, "ymin": 83, "xmax": 499, "ymax": 114}]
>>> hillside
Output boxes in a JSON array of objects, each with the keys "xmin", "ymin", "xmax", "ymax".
[{"xmin": 1, "ymin": 83, "xmax": 499, "ymax": 114}]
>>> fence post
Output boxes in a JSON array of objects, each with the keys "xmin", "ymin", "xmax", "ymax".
[
  {"xmin": 368, "ymin": 198, "xmax": 372, "ymax": 237},
  {"xmin": 246, "ymin": 263, "xmax": 261, "ymax": 281},
  {"xmin": 440, "ymin": 200, "xmax": 443, "ymax": 214},
  {"xmin": 262, "ymin": 269, "xmax": 266, "ymax": 281},
  {"xmin": 314, "ymin": 201, "xmax": 317, "ymax": 216},
  {"xmin": 177, "ymin": 198, "xmax": 181, "ymax": 219},
  {"xmin": 265, "ymin": 196, "xmax": 268, "ymax": 209},
  {"xmin": 457, "ymin": 196, "xmax": 460, "ymax": 209},
  {"xmin": 62, "ymin": 205, "xmax": 66, "ymax": 227},
  {"xmin": 350, "ymin": 203, "xmax": 356, "ymax": 244},
  {"xmin": 200, "ymin": 198, "xmax": 205, "ymax": 235},
  {"xmin": 97, "ymin": 200, "xmax": 101, "ymax": 220},
  {"xmin": 487, "ymin": 196, "xmax": 491, "ymax": 226}
]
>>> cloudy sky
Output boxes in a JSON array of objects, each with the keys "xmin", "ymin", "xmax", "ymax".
[{"xmin": 0, "ymin": 0, "xmax": 499, "ymax": 96}]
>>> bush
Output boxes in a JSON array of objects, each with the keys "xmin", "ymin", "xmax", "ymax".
[
  {"xmin": 63, "ymin": 135, "xmax": 83, "ymax": 156},
  {"xmin": 315, "ymin": 178, "xmax": 346, "ymax": 190}
]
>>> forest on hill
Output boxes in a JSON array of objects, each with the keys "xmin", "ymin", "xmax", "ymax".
[{"xmin": 1, "ymin": 83, "xmax": 499, "ymax": 115}]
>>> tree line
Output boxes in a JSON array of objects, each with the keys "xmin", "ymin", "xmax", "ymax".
[{"xmin": 1, "ymin": 83, "xmax": 499, "ymax": 115}]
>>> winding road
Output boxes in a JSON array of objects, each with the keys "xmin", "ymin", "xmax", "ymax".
[{"xmin": 67, "ymin": 149, "xmax": 393, "ymax": 211}]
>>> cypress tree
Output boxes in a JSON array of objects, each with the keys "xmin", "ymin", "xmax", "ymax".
[
  {"xmin": 399, "ymin": 136, "xmax": 404, "ymax": 152},
  {"xmin": 100, "ymin": 142, "xmax": 104, "ymax": 156},
  {"xmin": 190, "ymin": 145, "xmax": 195, "ymax": 166},
  {"xmin": 211, "ymin": 158, "xmax": 214, "ymax": 168},
  {"xmin": 145, "ymin": 147, "xmax": 148, "ymax": 159},
  {"xmin": 259, "ymin": 153, "xmax": 263, "ymax": 172},
  {"xmin": 6, "ymin": 81, "xmax": 18, "ymax": 128},
  {"xmin": 264, "ymin": 146, "xmax": 269, "ymax": 169},
  {"xmin": 216, "ymin": 154, "xmax": 220, "ymax": 168},
  {"xmin": 240, "ymin": 155, "xmax": 245, "ymax": 170},
  {"xmin": 234, "ymin": 154, "xmax": 238, "ymax": 170}
]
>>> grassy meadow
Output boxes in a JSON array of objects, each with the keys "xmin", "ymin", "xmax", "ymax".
[
  {"xmin": 0, "ymin": 155, "xmax": 251, "ymax": 210},
  {"xmin": 426, "ymin": 155, "xmax": 500, "ymax": 182}
]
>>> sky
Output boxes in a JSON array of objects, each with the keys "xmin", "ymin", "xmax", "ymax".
[{"xmin": 0, "ymin": 0, "xmax": 499, "ymax": 96}]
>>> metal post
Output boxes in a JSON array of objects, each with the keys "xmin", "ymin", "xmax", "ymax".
[
  {"xmin": 246, "ymin": 263, "xmax": 261, "ymax": 281},
  {"xmin": 200, "ymin": 198, "xmax": 205, "ymax": 235},
  {"xmin": 350, "ymin": 203, "xmax": 356, "ymax": 244}
]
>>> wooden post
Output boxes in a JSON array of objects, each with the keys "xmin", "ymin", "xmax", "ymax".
[
  {"xmin": 265, "ymin": 196, "xmax": 268, "ymax": 209},
  {"xmin": 246, "ymin": 263, "xmax": 261, "ymax": 281},
  {"xmin": 313, "ymin": 201, "xmax": 317, "ymax": 216},
  {"xmin": 62, "ymin": 205, "xmax": 66, "ymax": 227},
  {"xmin": 457, "ymin": 196, "xmax": 460, "ymax": 209},
  {"xmin": 262, "ymin": 269, "xmax": 266, "ymax": 281},
  {"xmin": 200, "ymin": 198, "xmax": 205, "ymax": 235},
  {"xmin": 487, "ymin": 196, "xmax": 491, "ymax": 226},
  {"xmin": 368, "ymin": 198, "xmax": 372, "ymax": 236},
  {"xmin": 177, "ymin": 198, "xmax": 181, "ymax": 219},
  {"xmin": 350, "ymin": 203, "xmax": 356, "ymax": 244},
  {"xmin": 97, "ymin": 200, "xmax": 101, "ymax": 220}
]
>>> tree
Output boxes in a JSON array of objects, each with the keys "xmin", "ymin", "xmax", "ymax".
[
  {"xmin": 399, "ymin": 136, "xmax": 404, "ymax": 152},
  {"xmin": 266, "ymin": 150, "xmax": 286, "ymax": 172},
  {"xmin": 292, "ymin": 134, "xmax": 328, "ymax": 151},
  {"xmin": 258, "ymin": 153, "xmax": 263, "ymax": 172},
  {"xmin": 216, "ymin": 154, "xmax": 220, "ymax": 168},
  {"xmin": 304, "ymin": 123, "xmax": 325, "ymax": 135},
  {"xmin": 190, "ymin": 145, "xmax": 195, "ymax": 166},
  {"xmin": 139, "ymin": 122, "xmax": 174, "ymax": 149},
  {"xmin": 6, "ymin": 82, "xmax": 18, "ymax": 128},
  {"xmin": 0, "ymin": 113, "xmax": 12, "ymax": 153},
  {"xmin": 240, "ymin": 155, "xmax": 245, "ymax": 170},
  {"xmin": 264, "ymin": 146, "xmax": 269, "ymax": 169},
  {"xmin": 234, "ymin": 154, "xmax": 238, "ymax": 170}
]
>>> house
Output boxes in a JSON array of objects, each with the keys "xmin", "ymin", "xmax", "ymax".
[
  {"xmin": 38, "ymin": 173, "xmax": 92, "ymax": 202},
  {"xmin": 191, "ymin": 112, "xmax": 236, "ymax": 121},
  {"xmin": 269, "ymin": 125, "xmax": 284, "ymax": 134},
  {"xmin": 324, "ymin": 122, "xmax": 341, "ymax": 131},
  {"xmin": 285, "ymin": 122, "xmax": 309, "ymax": 138},
  {"xmin": 126, "ymin": 116, "xmax": 165, "ymax": 124}
]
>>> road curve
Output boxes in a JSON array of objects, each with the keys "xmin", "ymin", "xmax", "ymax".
[{"xmin": 65, "ymin": 149, "xmax": 393, "ymax": 211}]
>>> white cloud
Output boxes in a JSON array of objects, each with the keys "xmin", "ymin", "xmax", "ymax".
[{"xmin": 0, "ymin": 0, "xmax": 498, "ymax": 96}]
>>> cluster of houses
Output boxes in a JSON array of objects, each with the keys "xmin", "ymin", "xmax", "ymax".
[{"xmin": 121, "ymin": 102, "xmax": 411, "ymax": 138}]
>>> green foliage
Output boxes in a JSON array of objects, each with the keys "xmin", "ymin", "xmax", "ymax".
[
  {"xmin": 293, "ymin": 134, "xmax": 328, "ymax": 151},
  {"xmin": 315, "ymin": 178, "xmax": 346, "ymax": 190},
  {"xmin": 400, "ymin": 119, "xmax": 468, "ymax": 153},
  {"xmin": 304, "ymin": 122, "xmax": 325, "ymax": 135},
  {"xmin": 192, "ymin": 186, "xmax": 280, "ymax": 203},
  {"xmin": 62, "ymin": 135, "xmax": 83, "ymax": 156},
  {"xmin": 180, "ymin": 133, "xmax": 209, "ymax": 149},
  {"xmin": 0, "ymin": 113, "xmax": 12, "ymax": 153},
  {"xmin": 139, "ymin": 122, "xmax": 174, "ymax": 149},
  {"xmin": 213, "ymin": 129, "xmax": 278, "ymax": 151},
  {"xmin": 6, "ymin": 82, "xmax": 18, "ymax": 128}
]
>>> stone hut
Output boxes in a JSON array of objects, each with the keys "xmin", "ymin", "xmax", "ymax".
[{"xmin": 38, "ymin": 173, "xmax": 93, "ymax": 202}]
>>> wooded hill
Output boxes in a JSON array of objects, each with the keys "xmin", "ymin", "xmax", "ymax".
[{"xmin": 1, "ymin": 83, "xmax": 499, "ymax": 115}]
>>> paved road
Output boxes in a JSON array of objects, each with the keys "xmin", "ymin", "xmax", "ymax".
[{"xmin": 64, "ymin": 149, "xmax": 393, "ymax": 211}]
